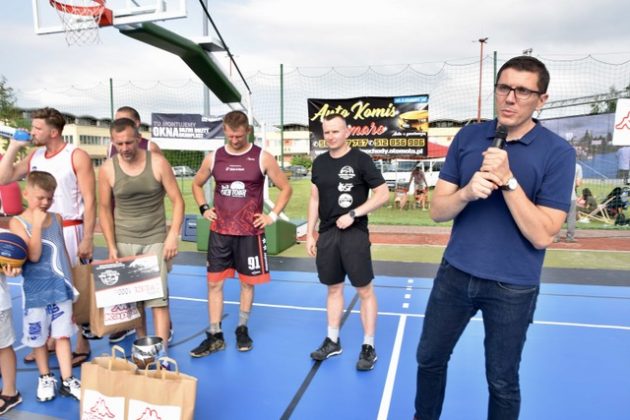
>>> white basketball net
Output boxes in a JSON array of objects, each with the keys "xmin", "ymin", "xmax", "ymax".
[{"xmin": 51, "ymin": 0, "xmax": 107, "ymax": 46}]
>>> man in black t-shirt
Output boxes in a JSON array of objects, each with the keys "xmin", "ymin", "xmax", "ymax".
[{"xmin": 306, "ymin": 113, "xmax": 389, "ymax": 371}]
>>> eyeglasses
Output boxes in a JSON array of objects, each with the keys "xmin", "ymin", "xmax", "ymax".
[{"xmin": 494, "ymin": 84, "xmax": 542, "ymax": 100}]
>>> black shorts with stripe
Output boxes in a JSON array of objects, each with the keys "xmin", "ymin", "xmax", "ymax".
[
  {"xmin": 315, "ymin": 226, "xmax": 374, "ymax": 287},
  {"xmin": 206, "ymin": 231, "xmax": 270, "ymax": 284}
]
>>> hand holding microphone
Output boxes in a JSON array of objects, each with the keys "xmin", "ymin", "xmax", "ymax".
[
  {"xmin": 490, "ymin": 125, "xmax": 508, "ymax": 149},
  {"xmin": 481, "ymin": 124, "xmax": 513, "ymax": 189}
]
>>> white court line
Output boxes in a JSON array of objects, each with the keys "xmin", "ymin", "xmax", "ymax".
[
  {"xmin": 377, "ymin": 314, "xmax": 407, "ymax": 420},
  {"xmin": 170, "ymin": 296, "xmax": 630, "ymax": 331}
]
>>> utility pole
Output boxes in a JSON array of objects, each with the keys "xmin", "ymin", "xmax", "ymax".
[{"xmin": 477, "ymin": 37, "xmax": 488, "ymax": 123}]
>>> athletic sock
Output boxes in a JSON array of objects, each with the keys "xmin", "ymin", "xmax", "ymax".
[
  {"xmin": 209, "ymin": 323, "xmax": 222, "ymax": 334},
  {"xmin": 327, "ymin": 326, "xmax": 340, "ymax": 343},
  {"xmin": 238, "ymin": 310, "xmax": 250, "ymax": 327},
  {"xmin": 363, "ymin": 335, "xmax": 375, "ymax": 347}
]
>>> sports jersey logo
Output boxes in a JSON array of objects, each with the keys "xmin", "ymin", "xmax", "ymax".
[
  {"xmin": 226, "ymin": 165, "xmax": 245, "ymax": 172},
  {"xmin": 338, "ymin": 193, "xmax": 353, "ymax": 208},
  {"xmin": 338, "ymin": 183, "xmax": 353, "ymax": 192},
  {"xmin": 220, "ymin": 181, "xmax": 247, "ymax": 198},
  {"xmin": 339, "ymin": 166, "xmax": 356, "ymax": 180}
]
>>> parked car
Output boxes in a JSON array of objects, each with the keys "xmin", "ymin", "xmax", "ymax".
[
  {"xmin": 379, "ymin": 158, "xmax": 445, "ymax": 190},
  {"xmin": 172, "ymin": 165, "xmax": 196, "ymax": 177},
  {"xmin": 287, "ymin": 165, "xmax": 308, "ymax": 177}
]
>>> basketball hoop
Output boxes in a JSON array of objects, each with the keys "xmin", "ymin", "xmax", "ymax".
[{"xmin": 49, "ymin": 0, "xmax": 113, "ymax": 46}]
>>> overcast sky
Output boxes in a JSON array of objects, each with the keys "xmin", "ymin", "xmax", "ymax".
[{"xmin": 2, "ymin": 0, "xmax": 630, "ymax": 112}]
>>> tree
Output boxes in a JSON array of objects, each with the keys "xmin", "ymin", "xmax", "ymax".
[
  {"xmin": 0, "ymin": 76, "xmax": 29, "ymax": 155},
  {"xmin": 589, "ymin": 85, "xmax": 621, "ymax": 115},
  {"xmin": 0, "ymin": 76, "xmax": 21, "ymax": 123},
  {"xmin": 290, "ymin": 154, "xmax": 312, "ymax": 170}
]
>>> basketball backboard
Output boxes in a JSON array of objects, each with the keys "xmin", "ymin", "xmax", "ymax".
[{"xmin": 32, "ymin": 0, "xmax": 187, "ymax": 35}]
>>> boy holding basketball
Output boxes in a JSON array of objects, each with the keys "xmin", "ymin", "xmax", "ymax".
[
  {"xmin": 9, "ymin": 171, "xmax": 81, "ymax": 402},
  {"xmin": 0, "ymin": 231, "xmax": 24, "ymax": 415}
]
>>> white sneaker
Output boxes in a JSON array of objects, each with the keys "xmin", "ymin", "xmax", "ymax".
[
  {"xmin": 60, "ymin": 376, "xmax": 81, "ymax": 401},
  {"xmin": 37, "ymin": 374, "xmax": 57, "ymax": 402}
]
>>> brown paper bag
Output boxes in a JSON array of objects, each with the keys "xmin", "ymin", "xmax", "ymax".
[
  {"xmin": 90, "ymin": 298, "xmax": 144, "ymax": 338},
  {"xmin": 79, "ymin": 345, "xmax": 138, "ymax": 419},
  {"xmin": 72, "ymin": 264, "xmax": 92, "ymax": 324},
  {"xmin": 127, "ymin": 357, "xmax": 198, "ymax": 420}
]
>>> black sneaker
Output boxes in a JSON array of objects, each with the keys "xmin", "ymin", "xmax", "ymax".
[
  {"xmin": 356, "ymin": 344, "xmax": 378, "ymax": 371},
  {"xmin": 108, "ymin": 329, "xmax": 135, "ymax": 343},
  {"xmin": 189, "ymin": 331, "xmax": 226, "ymax": 358},
  {"xmin": 235, "ymin": 325, "xmax": 253, "ymax": 351},
  {"xmin": 59, "ymin": 376, "xmax": 81, "ymax": 401},
  {"xmin": 80, "ymin": 324, "xmax": 100, "ymax": 340},
  {"xmin": 310, "ymin": 337, "xmax": 342, "ymax": 361}
]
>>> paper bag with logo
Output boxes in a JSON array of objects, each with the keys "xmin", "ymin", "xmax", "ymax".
[
  {"xmin": 127, "ymin": 357, "xmax": 197, "ymax": 420},
  {"xmin": 72, "ymin": 263, "xmax": 92, "ymax": 324},
  {"xmin": 90, "ymin": 299, "xmax": 144, "ymax": 338},
  {"xmin": 80, "ymin": 345, "xmax": 138, "ymax": 420}
]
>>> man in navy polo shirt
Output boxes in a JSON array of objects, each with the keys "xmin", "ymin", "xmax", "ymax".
[{"xmin": 414, "ymin": 56, "xmax": 575, "ymax": 420}]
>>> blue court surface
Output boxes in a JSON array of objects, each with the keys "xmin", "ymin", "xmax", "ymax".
[{"xmin": 2, "ymin": 259, "xmax": 630, "ymax": 419}]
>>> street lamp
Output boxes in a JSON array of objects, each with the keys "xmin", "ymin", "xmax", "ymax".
[{"xmin": 477, "ymin": 37, "xmax": 488, "ymax": 123}]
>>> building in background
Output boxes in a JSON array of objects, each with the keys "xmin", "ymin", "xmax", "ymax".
[{"xmin": 262, "ymin": 123, "xmax": 310, "ymax": 166}]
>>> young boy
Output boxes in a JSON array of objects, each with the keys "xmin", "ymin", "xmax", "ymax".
[
  {"xmin": 9, "ymin": 171, "xmax": 81, "ymax": 402},
  {"xmin": 0, "ymin": 248, "xmax": 23, "ymax": 415}
]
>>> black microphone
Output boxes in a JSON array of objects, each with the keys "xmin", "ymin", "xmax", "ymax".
[{"xmin": 490, "ymin": 125, "xmax": 508, "ymax": 149}]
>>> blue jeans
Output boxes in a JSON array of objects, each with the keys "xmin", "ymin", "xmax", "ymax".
[{"xmin": 415, "ymin": 259, "xmax": 539, "ymax": 420}]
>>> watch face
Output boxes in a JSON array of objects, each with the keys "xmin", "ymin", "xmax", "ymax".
[{"xmin": 508, "ymin": 178, "xmax": 518, "ymax": 190}]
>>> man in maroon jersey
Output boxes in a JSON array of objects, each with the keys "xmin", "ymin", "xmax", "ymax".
[{"xmin": 190, "ymin": 110, "xmax": 292, "ymax": 356}]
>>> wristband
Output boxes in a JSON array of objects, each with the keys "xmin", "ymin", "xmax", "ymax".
[
  {"xmin": 268, "ymin": 211, "xmax": 278, "ymax": 223},
  {"xmin": 199, "ymin": 204, "xmax": 210, "ymax": 215}
]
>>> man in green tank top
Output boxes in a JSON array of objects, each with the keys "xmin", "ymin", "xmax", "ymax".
[{"xmin": 98, "ymin": 118, "xmax": 184, "ymax": 355}]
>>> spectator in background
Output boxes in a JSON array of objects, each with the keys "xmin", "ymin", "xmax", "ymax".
[
  {"xmin": 616, "ymin": 146, "xmax": 630, "ymax": 184},
  {"xmin": 576, "ymin": 188, "xmax": 597, "ymax": 214},
  {"xmin": 555, "ymin": 162, "xmax": 582, "ymax": 243},
  {"xmin": 410, "ymin": 166, "xmax": 428, "ymax": 210}
]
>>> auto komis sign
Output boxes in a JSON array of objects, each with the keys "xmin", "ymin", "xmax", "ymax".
[{"xmin": 307, "ymin": 95, "xmax": 429, "ymax": 159}]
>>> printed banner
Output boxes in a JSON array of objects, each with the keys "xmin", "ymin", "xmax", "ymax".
[
  {"xmin": 150, "ymin": 113, "xmax": 226, "ymax": 151},
  {"xmin": 613, "ymin": 98, "xmax": 630, "ymax": 146},
  {"xmin": 151, "ymin": 113, "xmax": 223, "ymax": 140},
  {"xmin": 92, "ymin": 255, "xmax": 164, "ymax": 308},
  {"xmin": 307, "ymin": 95, "xmax": 429, "ymax": 158}
]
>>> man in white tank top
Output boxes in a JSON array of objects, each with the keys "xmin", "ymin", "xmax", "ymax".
[{"xmin": 0, "ymin": 107, "xmax": 96, "ymax": 366}]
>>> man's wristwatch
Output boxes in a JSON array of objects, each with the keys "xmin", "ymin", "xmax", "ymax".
[
  {"xmin": 199, "ymin": 204, "xmax": 211, "ymax": 215},
  {"xmin": 502, "ymin": 177, "xmax": 518, "ymax": 192},
  {"xmin": 348, "ymin": 210, "xmax": 356, "ymax": 219}
]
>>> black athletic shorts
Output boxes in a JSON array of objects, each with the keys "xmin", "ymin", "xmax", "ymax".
[
  {"xmin": 315, "ymin": 226, "xmax": 374, "ymax": 287},
  {"xmin": 206, "ymin": 231, "xmax": 270, "ymax": 284}
]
